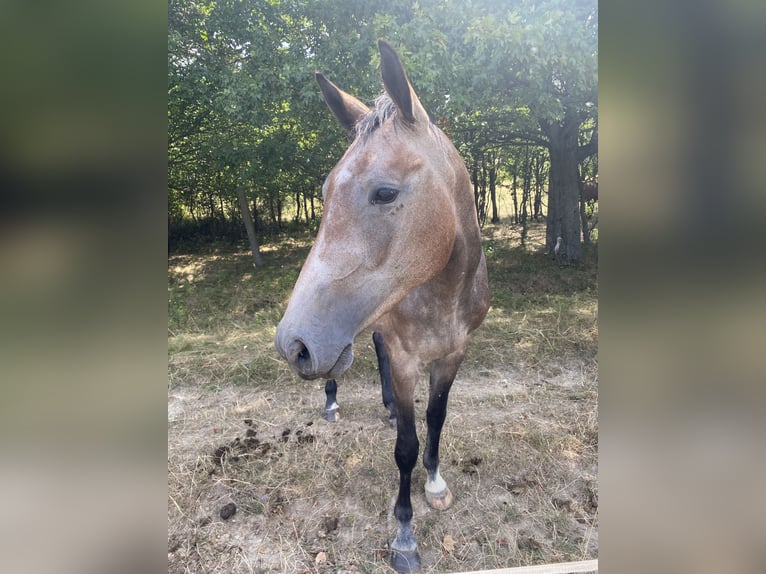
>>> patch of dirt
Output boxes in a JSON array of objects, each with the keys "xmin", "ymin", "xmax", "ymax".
[{"xmin": 168, "ymin": 362, "xmax": 597, "ymax": 573}]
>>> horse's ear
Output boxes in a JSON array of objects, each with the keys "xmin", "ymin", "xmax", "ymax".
[
  {"xmin": 378, "ymin": 39, "xmax": 429, "ymax": 126},
  {"xmin": 316, "ymin": 72, "xmax": 370, "ymax": 134}
]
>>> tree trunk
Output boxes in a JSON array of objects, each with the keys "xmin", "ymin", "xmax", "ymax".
[
  {"xmin": 489, "ymin": 154, "xmax": 499, "ymax": 223},
  {"xmin": 527, "ymin": 175, "xmax": 534, "ymax": 222},
  {"xmin": 472, "ymin": 162, "xmax": 481, "ymax": 225},
  {"xmin": 478, "ymin": 159, "xmax": 487, "ymax": 225},
  {"xmin": 511, "ymin": 171, "xmax": 518, "ymax": 224},
  {"xmin": 520, "ymin": 146, "xmax": 530, "ymax": 246},
  {"xmin": 543, "ymin": 112, "xmax": 582, "ymax": 263},
  {"xmin": 268, "ymin": 197, "xmax": 277, "ymax": 227},
  {"xmin": 520, "ymin": 171, "xmax": 530, "ymax": 247},
  {"xmin": 578, "ymin": 179, "xmax": 591, "ymax": 245},
  {"xmin": 533, "ymin": 153, "xmax": 544, "ymax": 221},
  {"xmin": 236, "ymin": 185, "xmax": 264, "ymax": 267},
  {"xmin": 580, "ymin": 195, "xmax": 591, "ymax": 245}
]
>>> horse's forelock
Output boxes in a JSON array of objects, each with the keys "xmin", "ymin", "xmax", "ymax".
[
  {"xmin": 353, "ymin": 93, "xmax": 439, "ymax": 145},
  {"xmin": 353, "ymin": 94, "xmax": 398, "ymax": 138}
]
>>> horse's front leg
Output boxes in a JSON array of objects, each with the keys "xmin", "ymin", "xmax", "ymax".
[
  {"xmin": 391, "ymin": 402, "xmax": 420, "ymax": 572},
  {"xmin": 423, "ymin": 352, "xmax": 464, "ymax": 510},
  {"xmin": 388, "ymin": 362, "xmax": 421, "ymax": 572}
]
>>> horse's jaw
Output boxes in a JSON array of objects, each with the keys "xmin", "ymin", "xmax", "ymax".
[{"xmin": 325, "ymin": 343, "xmax": 354, "ymax": 379}]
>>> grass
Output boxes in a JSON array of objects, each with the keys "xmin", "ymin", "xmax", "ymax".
[
  {"xmin": 168, "ymin": 223, "xmax": 597, "ymax": 388},
  {"xmin": 168, "ymin": 221, "xmax": 598, "ymax": 573}
]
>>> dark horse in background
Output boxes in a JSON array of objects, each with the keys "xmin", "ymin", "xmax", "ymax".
[
  {"xmin": 580, "ymin": 179, "xmax": 598, "ymax": 203},
  {"xmin": 275, "ymin": 40, "xmax": 489, "ymax": 572}
]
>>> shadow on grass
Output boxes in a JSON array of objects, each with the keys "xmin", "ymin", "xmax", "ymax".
[
  {"xmin": 484, "ymin": 237, "xmax": 597, "ymax": 312},
  {"xmin": 168, "ymin": 223, "xmax": 598, "ymax": 382},
  {"xmin": 168, "ymin": 235, "xmax": 313, "ymax": 334},
  {"xmin": 169, "ymin": 226, "xmax": 598, "ymax": 332}
]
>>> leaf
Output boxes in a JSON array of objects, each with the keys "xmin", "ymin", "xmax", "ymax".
[
  {"xmin": 315, "ymin": 551, "xmax": 327, "ymax": 565},
  {"xmin": 442, "ymin": 533, "xmax": 455, "ymax": 553}
]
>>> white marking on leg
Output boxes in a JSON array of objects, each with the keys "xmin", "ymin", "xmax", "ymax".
[{"xmin": 425, "ymin": 468, "xmax": 447, "ymax": 495}]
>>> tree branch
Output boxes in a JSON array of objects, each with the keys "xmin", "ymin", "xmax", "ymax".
[{"xmin": 577, "ymin": 129, "xmax": 598, "ymax": 162}]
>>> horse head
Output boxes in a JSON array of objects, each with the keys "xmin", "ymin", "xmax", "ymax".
[{"xmin": 275, "ymin": 40, "xmax": 465, "ymax": 380}]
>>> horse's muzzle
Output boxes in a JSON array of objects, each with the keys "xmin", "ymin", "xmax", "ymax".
[{"xmin": 275, "ymin": 331, "xmax": 354, "ymax": 380}]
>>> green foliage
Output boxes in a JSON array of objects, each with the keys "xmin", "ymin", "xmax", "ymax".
[{"xmin": 168, "ymin": 0, "xmax": 597, "ymax": 246}]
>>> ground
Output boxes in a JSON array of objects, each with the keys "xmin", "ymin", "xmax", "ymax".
[{"xmin": 168, "ymin": 223, "xmax": 598, "ymax": 573}]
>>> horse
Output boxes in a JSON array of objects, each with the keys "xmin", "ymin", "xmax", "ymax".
[
  {"xmin": 323, "ymin": 331, "xmax": 396, "ymax": 425},
  {"xmin": 275, "ymin": 39, "xmax": 489, "ymax": 572},
  {"xmin": 580, "ymin": 179, "xmax": 598, "ymax": 203}
]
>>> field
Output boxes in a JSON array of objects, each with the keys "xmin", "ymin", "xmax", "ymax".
[{"xmin": 168, "ymin": 222, "xmax": 598, "ymax": 573}]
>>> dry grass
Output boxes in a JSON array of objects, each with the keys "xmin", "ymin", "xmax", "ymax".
[{"xmin": 168, "ymin": 222, "xmax": 598, "ymax": 573}]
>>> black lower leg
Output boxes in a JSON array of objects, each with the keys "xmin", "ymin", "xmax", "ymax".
[
  {"xmin": 422, "ymin": 359, "xmax": 461, "ymax": 510},
  {"xmin": 390, "ymin": 409, "xmax": 420, "ymax": 572},
  {"xmin": 394, "ymin": 410, "xmax": 418, "ymax": 516},
  {"xmin": 423, "ymin": 386, "xmax": 450, "ymax": 475},
  {"xmin": 373, "ymin": 331, "xmax": 396, "ymax": 425}
]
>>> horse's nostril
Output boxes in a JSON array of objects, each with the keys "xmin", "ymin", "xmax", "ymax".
[{"xmin": 287, "ymin": 339, "xmax": 313, "ymax": 374}]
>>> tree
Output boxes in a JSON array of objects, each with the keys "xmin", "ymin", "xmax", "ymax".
[
  {"xmin": 237, "ymin": 185, "xmax": 264, "ymax": 266},
  {"xmin": 167, "ymin": 0, "xmax": 598, "ymax": 262},
  {"xmin": 378, "ymin": 0, "xmax": 597, "ymax": 261},
  {"xmin": 459, "ymin": 0, "xmax": 598, "ymax": 262}
]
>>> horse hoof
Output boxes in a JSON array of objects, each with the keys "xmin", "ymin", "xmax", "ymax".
[
  {"xmin": 325, "ymin": 408, "xmax": 340, "ymax": 423},
  {"xmin": 425, "ymin": 486, "xmax": 453, "ymax": 510},
  {"xmin": 390, "ymin": 548, "xmax": 421, "ymax": 573}
]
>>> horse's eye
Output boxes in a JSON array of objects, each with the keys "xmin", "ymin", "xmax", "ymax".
[{"xmin": 371, "ymin": 187, "xmax": 399, "ymax": 205}]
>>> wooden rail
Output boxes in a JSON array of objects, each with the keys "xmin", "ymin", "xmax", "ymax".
[{"xmin": 452, "ymin": 559, "xmax": 598, "ymax": 574}]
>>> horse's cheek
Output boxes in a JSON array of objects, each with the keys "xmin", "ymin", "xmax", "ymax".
[{"xmin": 361, "ymin": 218, "xmax": 395, "ymax": 271}]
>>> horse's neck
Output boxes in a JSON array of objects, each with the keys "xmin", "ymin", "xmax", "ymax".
[{"xmin": 419, "ymin": 218, "xmax": 483, "ymax": 305}]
